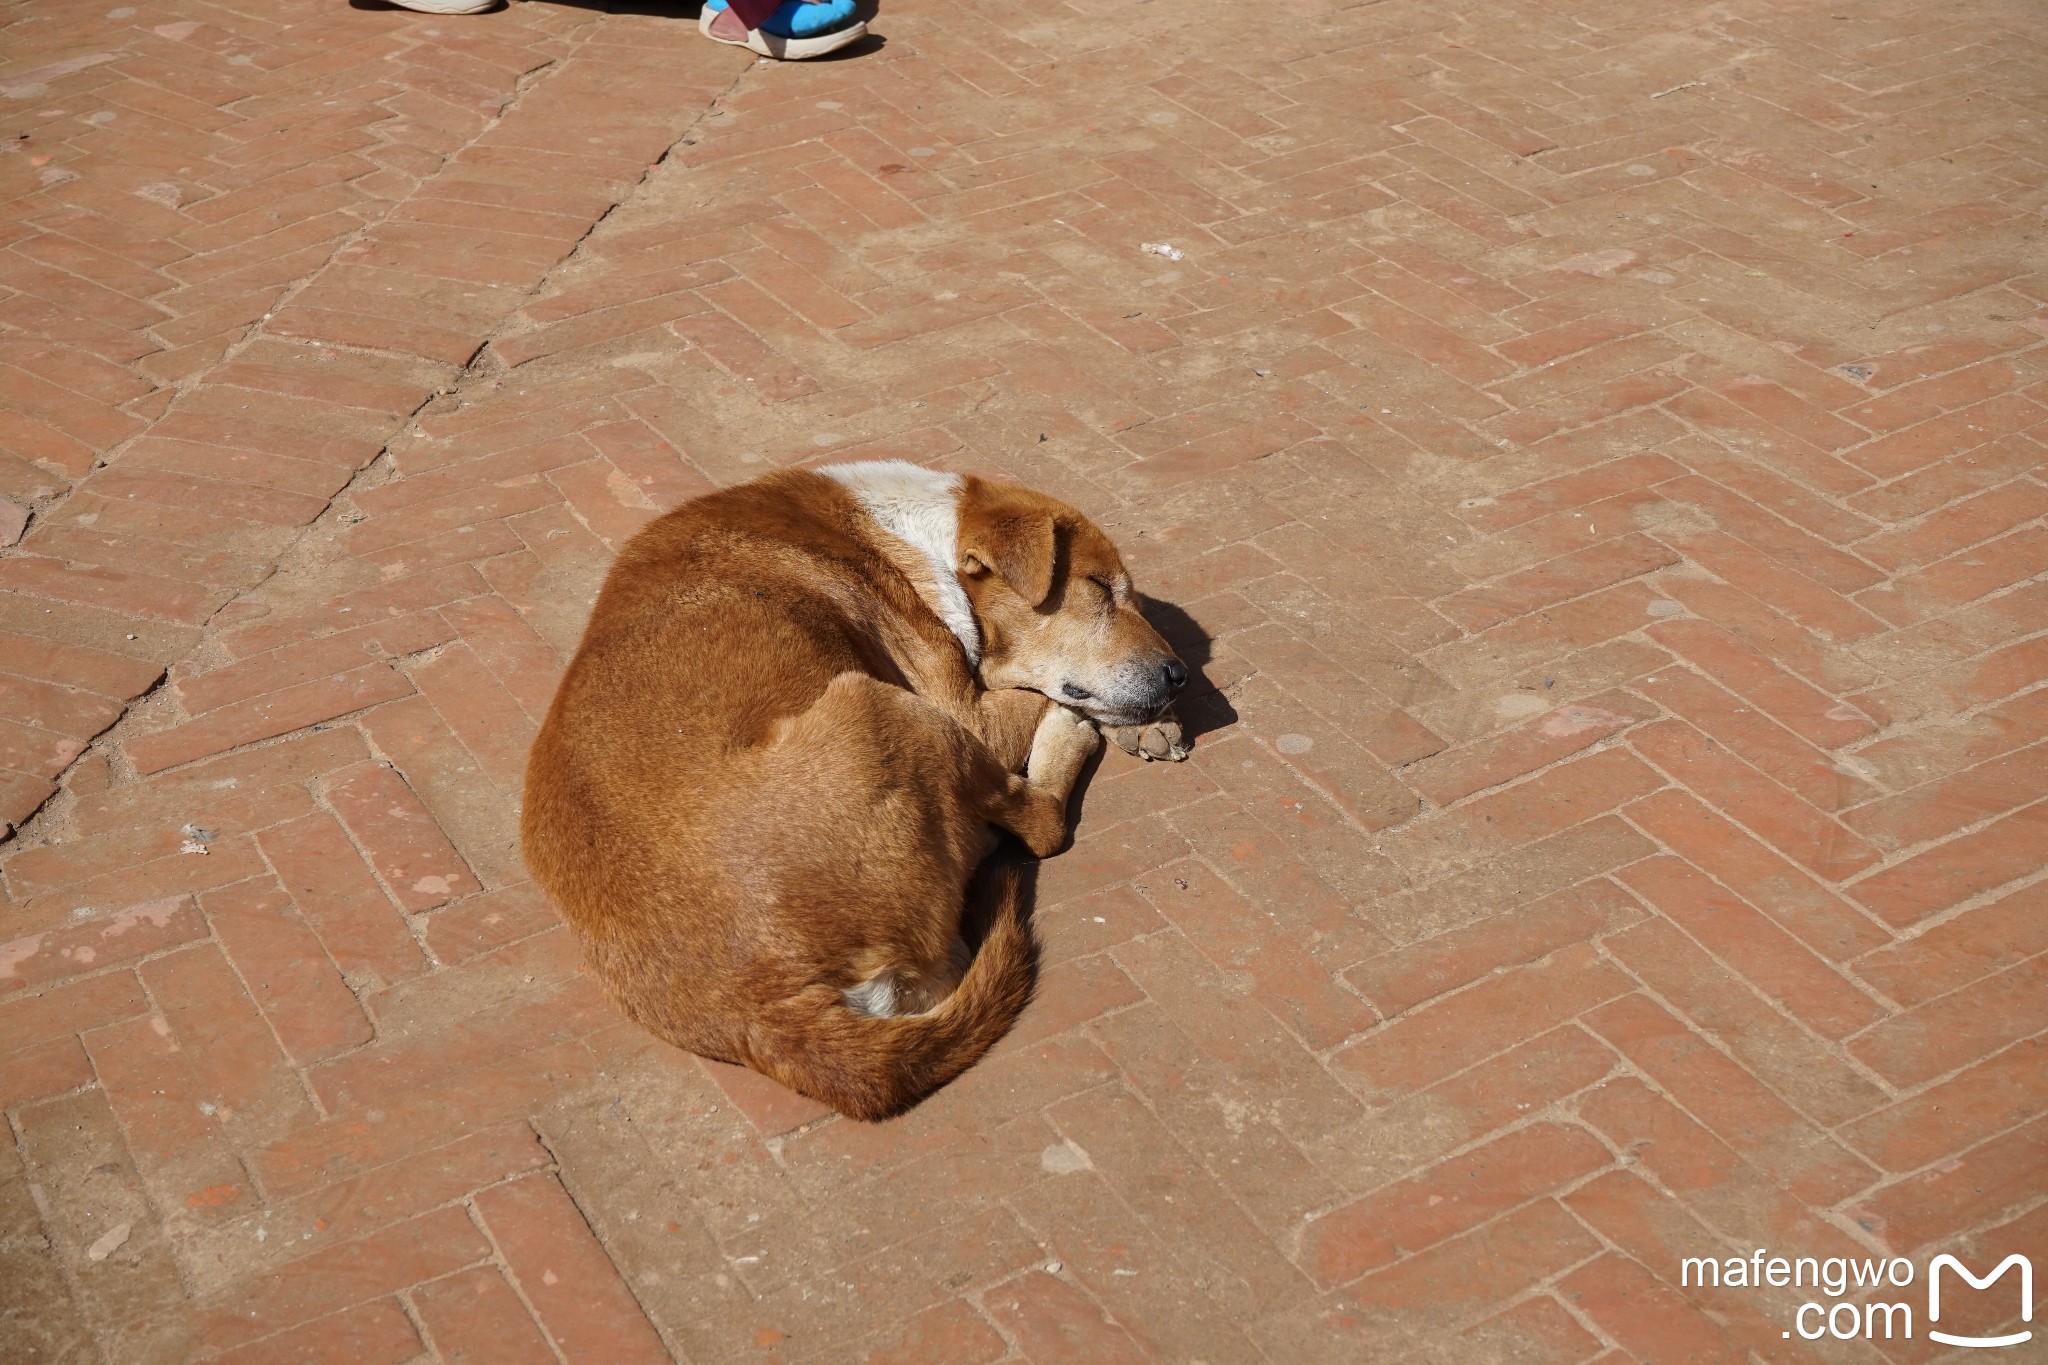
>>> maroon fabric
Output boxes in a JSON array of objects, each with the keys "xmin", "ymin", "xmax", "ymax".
[{"xmin": 724, "ymin": 0, "xmax": 782, "ymax": 31}]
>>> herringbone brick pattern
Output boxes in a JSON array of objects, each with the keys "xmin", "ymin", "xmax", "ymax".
[{"xmin": 3, "ymin": 0, "xmax": 2044, "ymax": 1358}]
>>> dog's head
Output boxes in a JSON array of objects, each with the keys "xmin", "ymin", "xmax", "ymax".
[{"xmin": 956, "ymin": 476, "xmax": 1185, "ymax": 726}]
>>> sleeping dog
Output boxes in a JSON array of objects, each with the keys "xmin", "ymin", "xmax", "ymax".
[{"xmin": 522, "ymin": 461, "xmax": 1187, "ymax": 1120}]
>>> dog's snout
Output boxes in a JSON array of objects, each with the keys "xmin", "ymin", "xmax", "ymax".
[{"xmin": 1162, "ymin": 658, "xmax": 1188, "ymax": 692}]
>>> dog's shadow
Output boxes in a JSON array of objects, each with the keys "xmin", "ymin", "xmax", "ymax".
[{"xmin": 1141, "ymin": 594, "xmax": 1236, "ymax": 746}]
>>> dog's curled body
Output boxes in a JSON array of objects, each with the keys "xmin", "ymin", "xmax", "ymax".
[{"xmin": 522, "ymin": 464, "xmax": 1185, "ymax": 1120}]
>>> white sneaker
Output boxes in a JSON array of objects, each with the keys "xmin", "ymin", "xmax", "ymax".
[{"xmin": 386, "ymin": 0, "xmax": 503, "ymax": 13}]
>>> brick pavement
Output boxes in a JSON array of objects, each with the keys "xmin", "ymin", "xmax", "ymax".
[{"xmin": 2, "ymin": 0, "xmax": 2044, "ymax": 1358}]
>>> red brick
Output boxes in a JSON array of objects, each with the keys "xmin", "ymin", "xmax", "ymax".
[
  {"xmin": 0, "ymin": 970, "xmax": 149, "ymax": 1056},
  {"xmin": 175, "ymin": 612, "xmax": 453, "ymax": 715},
  {"xmin": 1866, "ymin": 524, "xmax": 2048, "ymax": 627},
  {"xmin": 410, "ymin": 1265, "xmax": 556, "ymax": 1363},
  {"xmin": 1558, "ymin": 1251, "xmax": 1748, "ymax": 1365},
  {"xmin": 1459, "ymin": 1294, "xmax": 1604, "ymax": 1363},
  {"xmin": 857, "ymin": 1297, "xmax": 1006, "ymax": 1365},
  {"xmin": 140, "ymin": 942, "xmax": 311, "ymax": 1146},
  {"xmin": 126, "ymin": 664, "xmax": 415, "ymax": 775},
  {"xmin": 1857, "ymin": 478, "xmax": 2048, "ymax": 572},
  {"xmin": 1714, "ymin": 373, "xmax": 1867, "ymax": 450},
  {"xmin": 191, "ymin": 1207, "xmax": 493, "ymax": 1353},
  {"xmin": 1645, "ymin": 617, "xmax": 1875, "ymax": 749},
  {"xmin": 309, "ymin": 950, "xmax": 611, "ymax": 1116},
  {"xmin": 547, "ymin": 457, "xmax": 660, "ymax": 549},
  {"xmin": 473, "ymin": 1172, "xmax": 670, "ymax": 1363},
  {"xmin": 0, "ymin": 895, "xmax": 204, "ymax": 995},
  {"xmin": 981, "ymin": 1271, "xmax": 1149, "ymax": 1365},
  {"xmin": 1344, "ymin": 878, "xmax": 1644, "ymax": 1017},
  {"xmin": 1442, "ymin": 534, "xmax": 1680, "ymax": 632},
  {"xmin": 91, "ymin": 466, "xmax": 331, "ymax": 528},
  {"xmin": 1849, "ymin": 802, "xmax": 2048, "ymax": 927},
  {"xmin": 1843, "ymin": 393, "xmax": 2048, "ymax": 479},
  {"xmin": 1305, "ymin": 1122, "xmax": 1611, "ymax": 1287},
  {"xmin": 212, "ymin": 1298, "xmax": 423, "ymax": 1365},
  {"xmin": 1343, "ymin": 1198, "xmax": 1604, "ymax": 1330},
  {"xmin": 1138, "ymin": 858, "xmax": 1375, "ymax": 1048},
  {"xmin": 3, "ymin": 5, "xmax": 2043, "ymax": 1351},
  {"xmin": 261, "ymin": 1127, "xmax": 539, "ymax": 1273},
  {"xmin": 579, "ymin": 419, "xmax": 715, "ymax": 512},
  {"xmin": 1851, "ymin": 879, "xmax": 2048, "ymax": 1008},
  {"xmin": 1604, "ymin": 915, "xmax": 1886, "ymax": 1128},
  {"xmin": 1582, "ymin": 994, "xmax": 1875, "ymax": 1205},
  {"xmin": 1577, "ymin": 1076, "xmax": 1870, "ymax": 1263},
  {"xmin": 0, "ymin": 630, "xmax": 163, "ymax": 698},
  {"xmin": 1559, "ymin": 1166, "xmax": 1813, "ymax": 1360},
  {"xmin": 1850, "ymin": 954, "xmax": 2048, "ymax": 1088},
  {"xmin": 1617, "ymin": 855, "xmax": 1882, "ymax": 1039},
  {"xmin": 1628, "ymin": 719, "xmax": 1878, "ymax": 881},
  {"xmin": 0, "ymin": 768, "xmax": 58, "ymax": 832},
  {"xmin": 0, "ymin": 1034, "xmax": 93, "ymax": 1108},
  {"xmin": 0, "ymin": 554, "xmax": 221, "ymax": 625},
  {"xmin": 1387, "ymin": 746, "xmax": 1665, "ymax": 879},
  {"xmin": 325, "ymin": 763, "xmax": 481, "ymax": 912},
  {"xmin": 419, "ymin": 881, "xmax": 559, "ymax": 966},
  {"xmin": 522, "ymin": 262, "xmax": 732, "ymax": 325},
  {"xmin": 1845, "ymin": 742, "xmax": 2048, "ymax": 852},
  {"xmin": 1334, "ymin": 943, "xmax": 1632, "ymax": 1104},
  {"xmin": 407, "ymin": 640, "xmax": 538, "ymax": 791},
  {"xmin": 83, "ymin": 1012, "xmax": 257, "ymax": 1221},
  {"xmin": 1845, "ymin": 1039, "xmax": 2048, "ymax": 1173},
  {"xmin": 1666, "ymin": 527, "xmax": 1888, "ymax": 642},
  {"xmin": 257, "ymin": 812, "xmax": 428, "ymax": 988},
  {"xmin": 1633, "ymin": 664, "xmax": 1875, "ymax": 811},
  {"xmin": 1404, "ymin": 694, "xmax": 1650, "ymax": 806},
  {"xmin": 1848, "ymin": 1118, "xmax": 2048, "ymax": 1252},
  {"xmin": 196, "ymin": 879, "xmax": 372, "ymax": 1064},
  {"xmin": 1622, "ymin": 788, "xmax": 1889, "ymax": 961}
]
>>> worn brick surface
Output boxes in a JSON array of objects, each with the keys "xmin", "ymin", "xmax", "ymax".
[{"xmin": 4, "ymin": 0, "xmax": 2046, "ymax": 1358}]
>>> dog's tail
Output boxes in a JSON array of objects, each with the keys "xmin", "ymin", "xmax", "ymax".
[{"xmin": 743, "ymin": 860, "xmax": 1038, "ymax": 1122}]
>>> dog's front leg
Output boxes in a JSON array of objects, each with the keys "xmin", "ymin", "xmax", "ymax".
[
  {"xmin": 987, "ymin": 704, "xmax": 1100, "ymax": 857},
  {"xmin": 972, "ymin": 687, "xmax": 1056, "ymax": 773}
]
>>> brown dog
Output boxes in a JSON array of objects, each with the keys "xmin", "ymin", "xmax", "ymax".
[{"xmin": 521, "ymin": 462, "xmax": 1187, "ymax": 1120}]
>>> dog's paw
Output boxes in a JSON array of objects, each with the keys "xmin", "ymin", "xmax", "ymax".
[{"xmin": 1106, "ymin": 710, "xmax": 1190, "ymax": 762}]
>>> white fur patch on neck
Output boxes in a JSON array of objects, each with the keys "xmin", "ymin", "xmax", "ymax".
[{"xmin": 820, "ymin": 460, "xmax": 980, "ymax": 665}]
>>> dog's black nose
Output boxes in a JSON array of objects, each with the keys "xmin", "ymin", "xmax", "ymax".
[{"xmin": 1162, "ymin": 659, "xmax": 1188, "ymax": 692}]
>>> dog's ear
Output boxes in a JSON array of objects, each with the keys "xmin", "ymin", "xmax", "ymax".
[{"xmin": 959, "ymin": 478, "xmax": 1057, "ymax": 607}]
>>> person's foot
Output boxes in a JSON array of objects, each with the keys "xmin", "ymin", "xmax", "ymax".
[
  {"xmin": 700, "ymin": 0, "xmax": 866, "ymax": 59},
  {"xmin": 386, "ymin": 0, "xmax": 502, "ymax": 13}
]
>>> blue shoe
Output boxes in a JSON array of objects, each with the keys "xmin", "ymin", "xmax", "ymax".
[{"xmin": 701, "ymin": 0, "xmax": 865, "ymax": 58}]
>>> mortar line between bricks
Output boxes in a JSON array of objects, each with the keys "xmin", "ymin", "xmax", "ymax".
[
  {"xmin": 461, "ymin": 1191, "xmax": 574, "ymax": 1365},
  {"xmin": 507, "ymin": 1137, "xmax": 674, "ymax": 1363}
]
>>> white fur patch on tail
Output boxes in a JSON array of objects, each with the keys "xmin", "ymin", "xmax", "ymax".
[
  {"xmin": 820, "ymin": 460, "xmax": 979, "ymax": 665},
  {"xmin": 842, "ymin": 971, "xmax": 901, "ymax": 1017}
]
